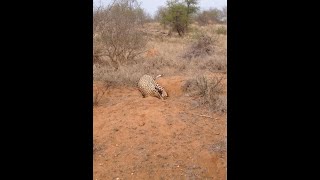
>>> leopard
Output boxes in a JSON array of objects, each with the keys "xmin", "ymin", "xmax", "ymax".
[{"xmin": 137, "ymin": 74, "xmax": 168, "ymax": 100}]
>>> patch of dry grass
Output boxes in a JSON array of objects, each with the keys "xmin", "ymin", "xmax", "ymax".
[
  {"xmin": 93, "ymin": 22, "xmax": 227, "ymax": 87},
  {"xmin": 216, "ymin": 26, "xmax": 227, "ymax": 35},
  {"xmin": 183, "ymin": 35, "xmax": 215, "ymax": 59},
  {"xmin": 182, "ymin": 75, "xmax": 226, "ymax": 113}
]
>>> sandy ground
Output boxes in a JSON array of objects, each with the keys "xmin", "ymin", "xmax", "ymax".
[{"xmin": 93, "ymin": 75, "xmax": 226, "ymax": 180}]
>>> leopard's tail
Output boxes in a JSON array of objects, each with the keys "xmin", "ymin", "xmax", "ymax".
[{"xmin": 155, "ymin": 74, "xmax": 162, "ymax": 79}]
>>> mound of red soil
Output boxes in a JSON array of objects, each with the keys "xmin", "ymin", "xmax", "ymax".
[{"xmin": 94, "ymin": 75, "xmax": 226, "ymax": 179}]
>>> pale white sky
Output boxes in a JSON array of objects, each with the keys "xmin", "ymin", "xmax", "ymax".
[{"xmin": 93, "ymin": 0, "xmax": 227, "ymax": 16}]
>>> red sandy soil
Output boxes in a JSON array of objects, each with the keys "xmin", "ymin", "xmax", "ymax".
[{"xmin": 93, "ymin": 75, "xmax": 226, "ymax": 180}]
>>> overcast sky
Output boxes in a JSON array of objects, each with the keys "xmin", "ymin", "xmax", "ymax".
[{"xmin": 93, "ymin": 0, "xmax": 227, "ymax": 16}]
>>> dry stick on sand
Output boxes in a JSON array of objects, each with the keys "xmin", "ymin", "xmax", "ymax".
[
  {"xmin": 182, "ymin": 112, "xmax": 219, "ymax": 135},
  {"xmin": 185, "ymin": 111, "xmax": 215, "ymax": 119},
  {"xmin": 198, "ymin": 114, "xmax": 214, "ymax": 119}
]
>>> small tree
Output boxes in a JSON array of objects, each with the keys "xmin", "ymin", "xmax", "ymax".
[
  {"xmin": 159, "ymin": 0, "xmax": 199, "ymax": 36},
  {"xmin": 184, "ymin": 0, "xmax": 199, "ymax": 28},
  {"xmin": 155, "ymin": 6, "xmax": 169, "ymax": 28},
  {"xmin": 167, "ymin": 3, "xmax": 189, "ymax": 36}
]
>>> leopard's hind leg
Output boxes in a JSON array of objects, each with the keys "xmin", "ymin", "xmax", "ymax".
[{"xmin": 139, "ymin": 88, "xmax": 146, "ymax": 98}]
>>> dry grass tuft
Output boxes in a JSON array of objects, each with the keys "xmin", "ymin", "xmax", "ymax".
[
  {"xmin": 216, "ymin": 26, "xmax": 227, "ymax": 35},
  {"xmin": 182, "ymin": 75, "xmax": 226, "ymax": 113},
  {"xmin": 183, "ymin": 35, "xmax": 215, "ymax": 59}
]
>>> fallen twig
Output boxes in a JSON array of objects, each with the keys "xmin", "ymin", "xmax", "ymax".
[
  {"xmin": 185, "ymin": 112, "xmax": 214, "ymax": 119},
  {"xmin": 198, "ymin": 114, "xmax": 214, "ymax": 119}
]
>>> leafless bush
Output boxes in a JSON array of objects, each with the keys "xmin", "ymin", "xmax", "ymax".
[
  {"xmin": 195, "ymin": 8, "xmax": 225, "ymax": 26},
  {"xmin": 182, "ymin": 75, "xmax": 226, "ymax": 113},
  {"xmin": 195, "ymin": 11, "xmax": 212, "ymax": 26},
  {"xmin": 183, "ymin": 35, "xmax": 215, "ymax": 59},
  {"xmin": 93, "ymin": 0, "xmax": 147, "ymax": 70}
]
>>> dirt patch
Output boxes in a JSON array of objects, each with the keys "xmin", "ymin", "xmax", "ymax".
[
  {"xmin": 93, "ymin": 75, "xmax": 226, "ymax": 179},
  {"xmin": 156, "ymin": 76, "xmax": 185, "ymax": 97}
]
